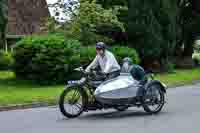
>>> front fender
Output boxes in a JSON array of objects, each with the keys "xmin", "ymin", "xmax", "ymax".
[
  {"xmin": 64, "ymin": 84, "xmax": 89, "ymax": 98},
  {"xmin": 64, "ymin": 82, "xmax": 84, "ymax": 92},
  {"xmin": 146, "ymin": 80, "xmax": 167, "ymax": 93}
]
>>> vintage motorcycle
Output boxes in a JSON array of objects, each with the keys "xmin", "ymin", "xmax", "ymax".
[{"xmin": 59, "ymin": 67, "xmax": 167, "ymax": 118}]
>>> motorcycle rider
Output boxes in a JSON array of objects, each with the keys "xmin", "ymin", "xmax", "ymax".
[{"xmin": 85, "ymin": 42, "xmax": 121, "ymax": 79}]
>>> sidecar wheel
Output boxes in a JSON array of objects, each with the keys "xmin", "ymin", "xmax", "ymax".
[
  {"xmin": 142, "ymin": 83, "xmax": 165, "ymax": 114},
  {"xmin": 59, "ymin": 86, "xmax": 87, "ymax": 118}
]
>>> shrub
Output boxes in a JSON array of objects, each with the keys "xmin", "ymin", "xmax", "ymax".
[
  {"xmin": 13, "ymin": 35, "xmax": 81, "ymax": 84},
  {"xmin": 166, "ymin": 62, "xmax": 176, "ymax": 73},
  {"xmin": 192, "ymin": 52, "xmax": 200, "ymax": 65},
  {"xmin": 80, "ymin": 47, "xmax": 96, "ymax": 67},
  {"xmin": 192, "ymin": 53, "xmax": 200, "ymax": 61},
  {"xmin": 111, "ymin": 46, "xmax": 140, "ymax": 65},
  {"xmin": 13, "ymin": 34, "xmax": 140, "ymax": 84},
  {"xmin": 0, "ymin": 50, "xmax": 14, "ymax": 70}
]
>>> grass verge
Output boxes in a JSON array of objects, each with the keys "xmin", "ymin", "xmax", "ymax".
[
  {"xmin": 0, "ymin": 71, "xmax": 63, "ymax": 106},
  {"xmin": 156, "ymin": 68, "xmax": 200, "ymax": 87}
]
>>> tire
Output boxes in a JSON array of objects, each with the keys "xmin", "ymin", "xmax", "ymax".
[
  {"xmin": 142, "ymin": 83, "xmax": 165, "ymax": 114},
  {"xmin": 59, "ymin": 85, "xmax": 87, "ymax": 118},
  {"xmin": 114, "ymin": 106, "xmax": 129, "ymax": 112}
]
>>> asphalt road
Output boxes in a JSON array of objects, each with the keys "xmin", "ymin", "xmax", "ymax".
[{"xmin": 1, "ymin": 83, "xmax": 200, "ymax": 133}]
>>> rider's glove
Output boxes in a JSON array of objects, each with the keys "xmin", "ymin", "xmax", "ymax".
[
  {"xmin": 101, "ymin": 72, "xmax": 109, "ymax": 78},
  {"xmin": 85, "ymin": 71, "xmax": 90, "ymax": 75}
]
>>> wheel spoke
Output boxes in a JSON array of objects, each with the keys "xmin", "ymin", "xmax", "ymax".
[
  {"xmin": 62, "ymin": 88, "xmax": 83, "ymax": 116},
  {"xmin": 73, "ymin": 104, "xmax": 82, "ymax": 112},
  {"xmin": 74, "ymin": 103, "xmax": 82, "ymax": 109},
  {"xmin": 71, "ymin": 106, "xmax": 73, "ymax": 114},
  {"xmin": 71, "ymin": 90, "xmax": 79, "ymax": 102}
]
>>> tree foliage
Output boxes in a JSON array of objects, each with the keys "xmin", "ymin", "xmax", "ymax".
[
  {"xmin": 44, "ymin": 0, "xmax": 124, "ymax": 45},
  {"xmin": 76, "ymin": 0, "xmax": 125, "ymax": 45},
  {"xmin": 44, "ymin": 0, "xmax": 200, "ymax": 69},
  {"xmin": 96, "ymin": 0, "xmax": 128, "ymax": 43},
  {"xmin": 128, "ymin": 0, "xmax": 178, "ymax": 62},
  {"xmin": 177, "ymin": 0, "xmax": 200, "ymax": 57}
]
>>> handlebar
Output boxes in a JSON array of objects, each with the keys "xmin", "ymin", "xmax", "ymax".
[{"xmin": 74, "ymin": 67, "xmax": 107, "ymax": 80}]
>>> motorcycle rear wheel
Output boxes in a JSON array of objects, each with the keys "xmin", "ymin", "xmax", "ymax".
[{"xmin": 142, "ymin": 84, "xmax": 165, "ymax": 114}]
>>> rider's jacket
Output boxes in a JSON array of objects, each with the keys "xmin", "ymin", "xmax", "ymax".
[{"xmin": 85, "ymin": 50, "xmax": 121, "ymax": 74}]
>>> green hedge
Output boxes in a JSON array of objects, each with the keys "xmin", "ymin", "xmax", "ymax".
[
  {"xmin": 80, "ymin": 47, "xmax": 96, "ymax": 66},
  {"xmin": 13, "ymin": 35, "xmax": 140, "ymax": 84},
  {"xmin": 112, "ymin": 46, "xmax": 140, "ymax": 65},
  {"xmin": 13, "ymin": 35, "xmax": 81, "ymax": 84},
  {"xmin": 0, "ymin": 50, "xmax": 14, "ymax": 70}
]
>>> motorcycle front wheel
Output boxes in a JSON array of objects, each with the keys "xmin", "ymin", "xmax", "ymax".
[{"xmin": 59, "ymin": 85, "xmax": 87, "ymax": 118}]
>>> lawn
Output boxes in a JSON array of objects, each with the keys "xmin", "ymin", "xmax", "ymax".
[
  {"xmin": 0, "ymin": 69, "xmax": 200, "ymax": 106},
  {"xmin": 0, "ymin": 71, "xmax": 63, "ymax": 106},
  {"xmin": 156, "ymin": 68, "xmax": 200, "ymax": 87}
]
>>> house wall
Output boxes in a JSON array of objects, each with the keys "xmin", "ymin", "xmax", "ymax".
[{"xmin": 8, "ymin": 0, "xmax": 50, "ymax": 35}]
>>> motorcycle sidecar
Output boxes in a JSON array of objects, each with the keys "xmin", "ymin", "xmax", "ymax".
[{"xmin": 94, "ymin": 73, "xmax": 142, "ymax": 105}]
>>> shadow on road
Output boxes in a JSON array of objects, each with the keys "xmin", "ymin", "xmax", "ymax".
[
  {"xmin": 79, "ymin": 110, "xmax": 150, "ymax": 120},
  {"xmin": 59, "ymin": 109, "xmax": 168, "ymax": 121}
]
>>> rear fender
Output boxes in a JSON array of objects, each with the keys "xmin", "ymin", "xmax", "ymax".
[{"xmin": 146, "ymin": 80, "xmax": 167, "ymax": 93}]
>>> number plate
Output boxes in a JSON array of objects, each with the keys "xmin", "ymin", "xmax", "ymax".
[{"xmin": 68, "ymin": 80, "xmax": 79, "ymax": 84}]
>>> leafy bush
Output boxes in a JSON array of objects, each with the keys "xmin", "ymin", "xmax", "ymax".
[
  {"xmin": 13, "ymin": 34, "xmax": 140, "ymax": 84},
  {"xmin": 192, "ymin": 52, "xmax": 200, "ymax": 65},
  {"xmin": 192, "ymin": 53, "xmax": 200, "ymax": 61},
  {"xmin": 0, "ymin": 50, "xmax": 14, "ymax": 70},
  {"xmin": 112, "ymin": 46, "xmax": 140, "ymax": 65},
  {"xmin": 165, "ymin": 62, "xmax": 176, "ymax": 73},
  {"xmin": 80, "ymin": 47, "xmax": 96, "ymax": 66},
  {"xmin": 13, "ymin": 35, "xmax": 81, "ymax": 84}
]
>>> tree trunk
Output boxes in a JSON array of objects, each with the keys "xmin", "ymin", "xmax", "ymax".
[
  {"xmin": 191, "ymin": 0, "xmax": 200, "ymax": 14},
  {"xmin": 141, "ymin": 57, "xmax": 162, "ymax": 72},
  {"xmin": 183, "ymin": 34, "xmax": 194, "ymax": 57}
]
